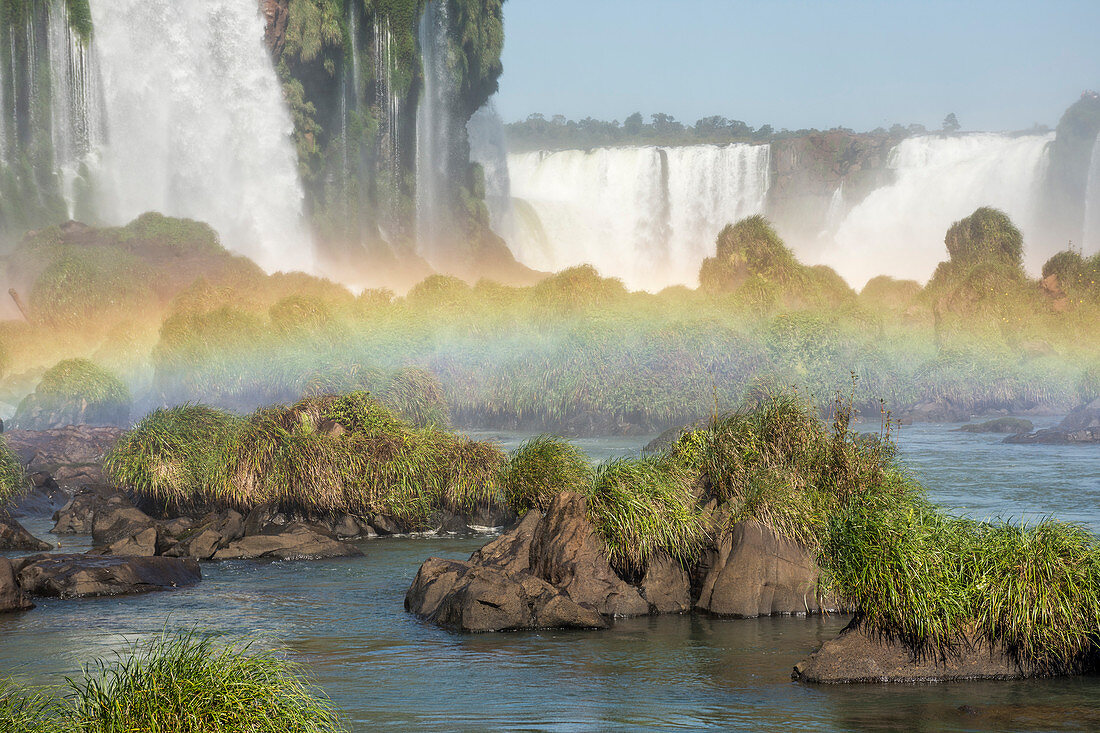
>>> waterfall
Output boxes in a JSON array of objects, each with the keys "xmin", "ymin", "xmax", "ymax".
[
  {"xmin": 1084, "ymin": 132, "xmax": 1100, "ymax": 253},
  {"xmin": 46, "ymin": 0, "xmax": 102, "ymax": 219},
  {"xmin": 827, "ymin": 133, "xmax": 1053, "ymax": 287},
  {"xmin": 504, "ymin": 144, "xmax": 771, "ymax": 290},
  {"xmin": 416, "ymin": 0, "xmax": 454, "ymax": 262},
  {"xmin": 468, "ymin": 103, "xmax": 513, "ymax": 242},
  {"xmin": 86, "ymin": 0, "xmax": 313, "ymax": 274}
]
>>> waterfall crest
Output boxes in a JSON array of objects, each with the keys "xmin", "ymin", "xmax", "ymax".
[
  {"xmin": 86, "ymin": 0, "xmax": 313, "ymax": 274},
  {"xmin": 503, "ymin": 144, "xmax": 771, "ymax": 290},
  {"xmin": 826, "ymin": 133, "xmax": 1053, "ymax": 287}
]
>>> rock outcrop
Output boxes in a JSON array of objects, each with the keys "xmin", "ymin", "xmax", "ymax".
[
  {"xmin": 0, "ymin": 557, "xmax": 34, "ymax": 612},
  {"xmin": 4, "ymin": 426, "xmax": 123, "ymax": 488},
  {"xmin": 695, "ymin": 521, "xmax": 834, "ymax": 617},
  {"xmin": 213, "ymin": 522, "xmax": 362, "ymax": 561},
  {"xmin": 793, "ymin": 621, "xmax": 1031, "ymax": 683},
  {"xmin": 14, "ymin": 554, "xmax": 201, "ymax": 599},
  {"xmin": 1006, "ymin": 399, "xmax": 1100, "ymax": 444},
  {"xmin": 0, "ymin": 512, "xmax": 51, "ymax": 552},
  {"xmin": 954, "ymin": 417, "xmax": 1034, "ymax": 434}
]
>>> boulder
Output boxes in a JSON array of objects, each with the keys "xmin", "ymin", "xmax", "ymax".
[
  {"xmin": 469, "ymin": 510, "xmax": 542, "ymax": 574},
  {"xmin": 91, "ymin": 501, "xmax": 156, "ymax": 546},
  {"xmin": 529, "ymin": 492, "xmax": 649, "ymax": 617},
  {"xmin": 163, "ymin": 510, "xmax": 245, "ymax": 561},
  {"xmin": 954, "ymin": 417, "xmax": 1033, "ymax": 434},
  {"xmin": 368, "ymin": 514, "xmax": 403, "ymax": 535},
  {"xmin": 466, "ymin": 503, "xmax": 519, "ymax": 529},
  {"xmin": 1006, "ymin": 399, "xmax": 1100, "ymax": 445},
  {"xmin": 15, "ymin": 554, "xmax": 200, "ymax": 599},
  {"xmin": 101, "ymin": 526, "xmax": 161, "ymax": 557},
  {"xmin": 0, "ymin": 512, "xmax": 51, "ymax": 552},
  {"xmin": 3, "ymin": 426, "xmax": 123, "ymax": 488},
  {"xmin": 212, "ymin": 523, "xmax": 362, "ymax": 561},
  {"xmin": 695, "ymin": 521, "xmax": 833, "ymax": 617},
  {"xmin": 8, "ymin": 472, "xmax": 67, "ymax": 518},
  {"xmin": 51, "ymin": 486, "xmax": 124, "ymax": 534},
  {"xmin": 405, "ymin": 557, "xmax": 606, "ymax": 632},
  {"xmin": 0, "ymin": 557, "xmax": 34, "ymax": 612},
  {"xmin": 638, "ymin": 552, "xmax": 691, "ymax": 614},
  {"xmin": 793, "ymin": 622, "xmax": 1030, "ymax": 683}
]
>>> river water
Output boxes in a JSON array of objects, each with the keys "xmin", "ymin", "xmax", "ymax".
[{"xmin": 2, "ymin": 419, "xmax": 1099, "ymax": 732}]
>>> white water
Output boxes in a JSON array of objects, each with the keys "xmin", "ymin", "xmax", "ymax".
[
  {"xmin": 825, "ymin": 133, "xmax": 1053, "ymax": 288},
  {"xmin": 85, "ymin": 0, "xmax": 313, "ymax": 273},
  {"xmin": 1084, "ymin": 132, "xmax": 1100, "ymax": 253},
  {"xmin": 505, "ymin": 144, "xmax": 771, "ymax": 290},
  {"xmin": 416, "ymin": 0, "xmax": 454, "ymax": 262}
]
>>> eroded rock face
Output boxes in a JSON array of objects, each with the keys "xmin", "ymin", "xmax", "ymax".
[
  {"xmin": 405, "ymin": 557, "xmax": 606, "ymax": 632},
  {"xmin": 793, "ymin": 621, "xmax": 1030, "ymax": 683},
  {"xmin": 162, "ymin": 510, "xmax": 245, "ymax": 561},
  {"xmin": 52, "ymin": 486, "xmax": 126, "ymax": 535},
  {"xmin": 0, "ymin": 512, "xmax": 51, "ymax": 552},
  {"xmin": 696, "ymin": 521, "xmax": 832, "ymax": 618},
  {"xmin": 639, "ymin": 552, "xmax": 691, "ymax": 614},
  {"xmin": 15, "ymin": 554, "xmax": 201, "ymax": 599},
  {"xmin": 4, "ymin": 426, "xmax": 123, "ymax": 488},
  {"xmin": 530, "ymin": 492, "xmax": 649, "ymax": 617},
  {"xmin": 0, "ymin": 558, "xmax": 34, "ymax": 612},
  {"xmin": 469, "ymin": 510, "xmax": 542, "ymax": 574}
]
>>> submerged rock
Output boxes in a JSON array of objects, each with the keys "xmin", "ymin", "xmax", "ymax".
[
  {"xmin": 14, "ymin": 554, "xmax": 201, "ymax": 599},
  {"xmin": 0, "ymin": 512, "xmax": 51, "ymax": 552},
  {"xmin": 695, "ymin": 521, "xmax": 834, "ymax": 617},
  {"xmin": 954, "ymin": 417, "xmax": 1034, "ymax": 434},
  {"xmin": 0, "ymin": 557, "xmax": 34, "ymax": 612},
  {"xmin": 793, "ymin": 621, "xmax": 1031, "ymax": 683}
]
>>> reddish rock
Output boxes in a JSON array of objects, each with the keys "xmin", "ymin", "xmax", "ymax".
[{"xmin": 0, "ymin": 558, "xmax": 34, "ymax": 612}]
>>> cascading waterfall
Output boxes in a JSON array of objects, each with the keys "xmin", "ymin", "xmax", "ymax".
[
  {"xmin": 504, "ymin": 144, "xmax": 771, "ymax": 290},
  {"xmin": 467, "ymin": 104, "xmax": 513, "ymax": 242},
  {"xmin": 826, "ymin": 133, "xmax": 1053, "ymax": 287},
  {"xmin": 85, "ymin": 0, "xmax": 313, "ymax": 274},
  {"xmin": 1084, "ymin": 132, "xmax": 1100, "ymax": 253},
  {"xmin": 46, "ymin": 0, "xmax": 102, "ymax": 219},
  {"xmin": 416, "ymin": 0, "xmax": 455, "ymax": 262}
]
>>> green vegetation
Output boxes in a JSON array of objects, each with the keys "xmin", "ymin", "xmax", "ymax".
[
  {"xmin": 498, "ymin": 434, "xmax": 592, "ymax": 512},
  {"xmin": 0, "ymin": 439, "xmax": 26, "ymax": 505},
  {"xmin": 0, "ymin": 631, "xmax": 345, "ymax": 733},
  {"xmin": 11, "ymin": 358, "xmax": 131, "ymax": 430}
]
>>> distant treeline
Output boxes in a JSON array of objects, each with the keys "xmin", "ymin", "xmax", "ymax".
[{"xmin": 504, "ymin": 112, "xmax": 1051, "ymax": 151}]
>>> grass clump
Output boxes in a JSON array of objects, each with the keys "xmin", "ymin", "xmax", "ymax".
[
  {"xmin": 104, "ymin": 405, "xmax": 243, "ymax": 512},
  {"xmin": 584, "ymin": 455, "xmax": 710, "ymax": 574},
  {"xmin": 0, "ymin": 679, "xmax": 64, "ymax": 733},
  {"xmin": 70, "ymin": 631, "xmax": 344, "ymax": 733},
  {"xmin": 0, "ymin": 440, "xmax": 27, "ymax": 506},
  {"xmin": 498, "ymin": 434, "xmax": 593, "ymax": 513},
  {"xmin": 11, "ymin": 359, "xmax": 131, "ymax": 430},
  {"xmin": 382, "ymin": 367, "xmax": 449, "ymax": 427}
]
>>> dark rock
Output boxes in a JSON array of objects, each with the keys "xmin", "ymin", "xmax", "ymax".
[
  {"xmin": 0, "ymin": 557, "xmax": 34, "ymax": 612},
  {"xmin": 3, "ymin": 426, "xmax": 123, "ymax": 488},
  {"xmin": 954, "ymin": 417, "xmax": 1034, "ymax": 434},
  {"xmin": 469, "ymin": 510, "xmax": 542, "ymax": 574},
  {"xmin": 404, "ymin": 557, "xmax": 606, "ymax": 632},
  {"xmin": 212, "ymin": 522, "xmax": 362, "ymax": 561},
  {"xmin": 0, "ymin": 512, "xmax": 51, "ymax": 552},
  {"xmin": 695, "ymin": 521, "xmax": 834, "ymax": 617},
  {"xmin": 793, "ymin": 621, "xmax": 1031, "ymax": 683},
  {"xmin": 8, "ymin": 472, "xmax": 67, "ymax": 518},
  {"xmin": 433, "ymin": 510, "xmax": 471, "ymax": 534},
  {"xmin": 15, "ymin": 554, "xmax": 200, "ymax": 599},
  {"xmin": 51, "ymin": 485, "xmax": 124, "ymax": 534},
  {"xmin": 368, "ymin": 514, "xmax": 403, "ymax": 535},
  {"xmin": 465, "ymin": 503, "xmax": 518, "ymax": 529},
  {"xmin": 1005, "ymin": 399, "xmax": 1100, "ymax": 444},
  {"xmin": 101, "ymin": 526, "xmax": 161, "ymax": 557},
  {"xmin": 638, "ymin": 552, "xmax": 691, "ymax": 614},
  {"xmin": 91, "ymin": 501, "xmax": 156, "ymax": 546},
  {"xmin": 529, "ymin": 492, "xmax": 649, "ymax": 617},
  {"xmin": 242, "ymin": 504, "xmax": 290, "ymax": 536}
]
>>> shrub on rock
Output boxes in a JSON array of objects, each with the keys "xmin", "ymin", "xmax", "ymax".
[{"xmin": 11, "ymin": 359, "xmax": 131, "ymax": 430}]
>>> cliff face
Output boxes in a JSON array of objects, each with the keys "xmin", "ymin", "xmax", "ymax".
[
  {"xmin": 1041, "ymin": 93, "xmax": 1100, "ymax": 252},
  {"xmin": 766, "ymin": 131, "xmax": 899, "ymax": 246}
]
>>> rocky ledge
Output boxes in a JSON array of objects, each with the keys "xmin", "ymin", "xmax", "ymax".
[
  {"xmin": 793, "ymin": 620, "xmax": 1034, "ymax": 683},
  {"xmin": 406, "ymin": 491, "xmax": 835, "ymax": 632},
  {"xmin": 4, "ymin": 425, "xmax": 124, "ymax": 490},
  {"xmin": 14, "ymin": 554, "xmax": 201, "ymax": 600},
  {"xmin": 1005, "ymin": 399, "xmax": 1100, "ymax": 445}
]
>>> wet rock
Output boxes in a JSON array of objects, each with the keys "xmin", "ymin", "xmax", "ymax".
[
  {"xmin": 368, "ymin": 514, "xmax": 403, "ymax": 535},
  {"xmin": 0, "ymin": 557, "xmax": 33, "ymax": 612},
  {"xmin": 91, "ymin": 501, "xmax": 156, "ymax": 547},
  {"xmin": 15, "ymin": 554, "xmax": 200, "ymax": 599},
  {"xmin": 163, "ymin": 510, "xmax": 246, "ymax": 560},
  {"xmin": 102, "ymin": 526, "xmax": 161, "ymax": 557},
  {"xmin": 638, "ymin": 552, "xmax": 691, "ymax": 614},
  {"xmin": 695, "ymin": 521, "xmax": 833, "ymax": 617},
  {"xmin": 212, "ymin": 522, "xmax": 362, "ymax": 561},
  {"xmin": 8, "ymin": 472, "xmax": 67, "ymax": 518},
  {"xmin": 793, "ymin": 621, "xmax": 1030, "ymax": 683},
  {"xmin": 404, "ymin": 557, "xmax": 606, "ymax": 632},
  {"xmin": 0, "ymin": 512, "xmax": 51, "ymax": 552},
  {"xmin": 4, "ymin": 426, "xmax": 123, "ymax": 488},
  {"xmin": 466, "ymin": 503, "xmax": 518, "ymax": 529},
  {"xmin": 529, "ymin": 492, "xmax": 649, "ymax": 617}
]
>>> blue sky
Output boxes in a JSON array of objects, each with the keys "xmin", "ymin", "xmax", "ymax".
[{"xmin": 495, "ymin": 0, "xmax": 1100, "ymax": 132}]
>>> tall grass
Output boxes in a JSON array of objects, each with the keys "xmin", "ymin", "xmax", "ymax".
[
  {"xmin": 0, "ymin": 441, "xmax": 27, "ymax": 506},
  {"xmin": 69, "ymin": 631, "xmax": 344, "ymax": 733},
  {"xmin": 498, "ymin": 434, "xmax": 593, "ymax": 512},
  {"xmin": 0, "ymin": 679, "xmax": 65, "ymax": 733}
]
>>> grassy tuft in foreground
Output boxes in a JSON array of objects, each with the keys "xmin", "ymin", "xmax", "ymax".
[
  {"xmin": 0, "ymin": 631, "xmax": 345, "ymax": 733},
  {"xmin": 0, "ymin": 440, "xmax": 27, "ymax": 506}
]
